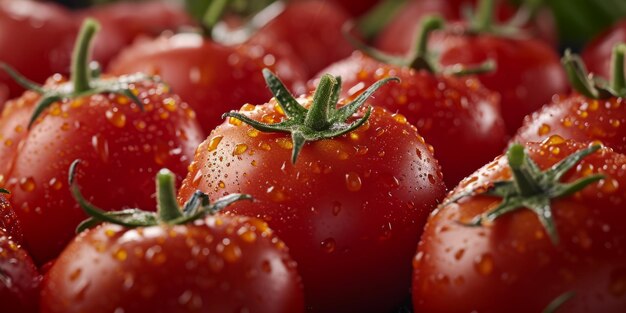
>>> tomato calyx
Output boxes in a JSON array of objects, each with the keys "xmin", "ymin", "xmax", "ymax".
[
  {"xmin": 0, "ymin": 19, "xmax": 153, "ymax": 129},
  {"xmin": 542, "ymin": 291, "xmax": 575, "ymax": 313},
  {"xmin": 190, "ymin": 0, "xmax": 278, "ymax": 41},
  {"xmin": 68, "ymin": 160, "xmax": 252, "ymax": 232},
  {"xmin": 465, "ymin": 0, "xmax": 534, "ymax": 38},
  {"xmin": 562, "ymin": 43, "xmax": 626, "ymax": 99},
  {"xmin": 347, "ymin": 16, "xmax": 495, "ymax": 76},
  {"xmin": 448, "ymin": 144, "xmax": 604, "ymax": 244},
  {"xmin": 223, "ymin": 69, "xmax": 397, "ymax": 163}
]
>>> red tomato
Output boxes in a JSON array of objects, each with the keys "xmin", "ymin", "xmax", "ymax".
[
  {"xmin": 77, "ymin": 1, "xmax": 193, "ymax": 70},
  {"xmin": 582, "ymin": 20, "xmax": 626, "ymax": 79},
  {"xmin": 0, "ymin": 0, "xmax": 76, "ymax": 104},
  {"xmin": 514, "ymin": 47, "xmax": 626, "ymax": 154},
  {"xmin": 249, "ymin": 0, "xmax": 356, "ymax": 77},
  {"xmin": 376, "ymin": 0, "xmax": 556, "ymax": 55},
  {"xmin": 41, "ymin": 165, "xmax": 304, "ymax": 313},
  {"xmin": 178, "ymin": 71, "xmax": 446, "ymax": 312},
  {"xmin": 413, "ymin": 139, "xmax": 626, "ymax": 312},
  {"xmin": 428, "ymin": 25, "xmax": 567, "ymax": 134},
  {"xmin": 0, "ymin": 227, "xmax": 41, "ymax": 313},
  {"xmin": 109, "ymin": 32, "xmax": 307, "ymax": 133},
  {"xmin": 0, "ymin": 21, "xmax": 204, "ymax": 264},
  {"xmin": 316, "ymin": 50, "xmax": 507, "ymax": 187},
  {"xmin": 318, "ymin": 0, "xmax": 380, "ymax": 17}
]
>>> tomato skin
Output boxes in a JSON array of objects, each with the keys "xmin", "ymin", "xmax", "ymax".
[
  {"xmin": 109, "ymin": 33, "xmax": 307, "ymax": 133},
  {"xmin": 0, "ymin": 77, "xmax": 204, "ymax": 264},
  {"xmin": 313, "ymin": 0, "xmax": 380, "ymax": 17},
  {"xmin": 413, "ymin": 140, "xmax": 626, "ymax": 313},
  {"xmin": 428, "ymin": 26, "xmax": 568, "ymax": 134},
  {"xmin": 316, "ymin": 52, "xmax": 507, "ymax": 187},
  {"xmin": 77, "ymin": 1, "xmax": 193, "ymax": 70},
  {"xmin": 41, "ymin": 216, "xmax": 304, "ymax": 313},
  {"xmin": 582, "ymin": 21, "xmax": 626, "ymax": 79},
  {"xmin": 0, "ymin": 193, "xmax": 22, "ymax": 242},
  {"xmin": 178, "ymin": 102, "xmax": 446, "ymax": 313},
  {"xmin": 0, "ymin": 0, "xmax": 76, "ymax": 104},
  {"xmin": 0, "ymin": 228, "xmax": 41, "ymax": 313},
  {"xmin": 250, "ymin": 0, "xmax": 355, "ymax": 77},
  {"xmin": 513, "ymin": 94, "xmax": 626, "ymax": 154}
]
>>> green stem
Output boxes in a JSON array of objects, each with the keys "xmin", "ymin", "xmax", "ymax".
[
  {"xmin": 507, "ymin": 144, "xmax": 542, "ymax": 196},
  {"xmin": 304, "ymin": 75, "xmax": 335, "ymax": 131},
  {"xmin": 561, "ymin": 50, "xmax": 599, "ymax": 99},
  {"xmin": 472, "ymin": 0, "xmax": 496, "ymax": 32},
  {"xmin": 156, "ymin": 169, "xmax": 183, "ymax": 222},
  {"xmin": 356, "ymin": 0, "xmax": 408, "ymax": 39},
  {"xmin": 202, "ymin": 0, "xmax": 230, "ymax": 37},
  {"xmin": 611, "ymin": 43, "xmax": 626, "ymax": 95},
  {"xmin": 409, "ymin": 15, "xmax": 444, "ymax": 71},
  {"xmin": 71, "ymin": 19, "xmax": 99, "ymax": 93}
]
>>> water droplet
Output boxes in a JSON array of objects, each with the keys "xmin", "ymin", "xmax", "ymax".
[
  {"xmin": 537, "ymin": 123, "xmax": 551, "ymax": 136},
  {"xmin": 113, "ymin": 249, "xmax": 128, "ymax": 261},
  {"xmin": 19, "ymin": 177, "xmax": 36, "ymax": 192},
  {"xmin": 69, "ymin": 268, "xmax": 82, "ymax": 281},
  {"xmin": 427, "ymin": 174, "xmax": 436, "ymax": 185},
  {"xmin": 345, "ymin": 172, "xmax": 362, "ymax": 192},
  {"xmin": 218, "ymin": 181, "xmax": 226, "ymax": 189},
  {"xmin": 207, "ymin": 136, "xmax": 223, "ymax": 152},
  {"xmin": 541, "ymin": 134, "xmax": 565, "ymax": 146},
  {"xmin": 105, "ymin": 109, "xmax": 126, "ymax": 128},
  {"xmin": 454, "ymin": 249, "xmax": 465, "ymax": 260},
  {"xmin": 247, "ymin": 129, "xmax": 259, "ymax": 138},
  {"xmin": 91, "ymin": 134, "xmax": 110, "ymax": 163},
  {"xmin": 266, "ymin": 186, "xmax": 286, "ymax": 202},
  {"xmin": 219, "ymin": 241, "xmax": 242, "ymax": 263},
  {"xmin": 599, "ymin": 178, "xmax": 619, "ymax": 194},
  {"xmin": 232, "ymin": 144, "xmax": 248, "ymax": 156},
  {"xmin": 47, "ymin": 177, "xmax": 62, "ymax": 191},
  {"xmin": 609, "ymin": 119, "xmax": 621, "ymax": 128},
  {"xmin": 261, "ymin": 260, "xmax": 272, "ymax": 273},
  {"xmin": 392, "ymin": 113, "xmax": 407, "ymax": 124},
  {"xmin": 332, "ymin": 202, "xmax": 342, "ymax": 216},
  {"xmin": 321, "ymin": 238, "xmax": 336, "ymax": 253},
  {"xmin": 276, "ymin": 138, "xmax": 293, "ymax": 150},
  {"xmin": 474, "ymin": 254, "xmax": 494, "ymax": 276},
  {"xmin": 162, "ymin": 98, "xmax": 177, "ymax": 112},
  {"xmin": 238, "ymin": 229, "xmax": 257, "ymax": 243},
  {"xmin": 229, "ymin": 117, "xmax": 242, "ymax": 126}
]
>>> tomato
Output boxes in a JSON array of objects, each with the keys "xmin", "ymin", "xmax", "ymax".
[
  {"xmin": 0, "ymin": 20, "xmax": 204, "ymax": 264},
  {"xmin": 0, "ymin": 227, "xmax": 41, "ymax": 313},
  {"xmin": 514, "ymin": 46, "xmax": 626, "ymax": 154},
  {"xmin": 178, "ymin": 70, "xmax": 446, "ymax": 312},
  {"xmin": 582, "ymin": 20, "xmax": 626, "ymax": 79},
  {"xmin": 317, "ymin": 0, "xmax": 380, "ymax": 17},
  {"xmin": 248, "ymin": 0, "xmax": 355, "ymax": 77},
  {"xmin": 109, "ymin": 33, "xmax": 307, "ymax": 134},
  {"xmin": 77, "ymin": 1, "xmax": 193, "ymax": 70},
  {"xmin": 0, "ymin": 0, "xmax": 76, "ymax": 104},
  {"xmin": 413, "ymin": 139, "xmax": 626, "ymax": 312},
  {"xmin": 0, "ymin": 0, "xmax": 191, "ymax": 105},
  {"xmin": 376, "ymin": 0, "xmax": 556, "ymax": 56},
  {"xmin": 41, "ymin": 162, "xmax": 304, "ymax": 313},
  {"xmin": 317, "ymin": 17, "xmax": 507, "ymax": 187}
]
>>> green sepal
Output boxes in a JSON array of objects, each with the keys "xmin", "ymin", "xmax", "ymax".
[
  {"xmin": 562, "ymin": 45, "xmax": 626, "ymax": 99},
  {"xmin": 0, "ymin": 188, "xmax": 9, "ymax": 194},
  {"xmin": 0, "ymin": 19, "xmax": 154, "ymax": 129},
  {"xmin": 69, "ymin": 160, "xmax": 252, "ymax": 233},
  {"xmin": 449, "ymin": 144, "xmax": 604, "ymax": 245},
  {"xmin": 542, "ymin": 291, "xmax": 575, "ymax": 313},
  {"xmin": 344, "ymin": 15, "xmax": 496, "ymax": 76},
  {"xmin": 222, "ymin": 69, "xmax": 397, "ymax": 163}
]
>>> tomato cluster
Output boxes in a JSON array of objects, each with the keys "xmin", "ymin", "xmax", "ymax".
[{"xmin": 0, "ymin": 0, "xmax": 625, "ymax": 312}]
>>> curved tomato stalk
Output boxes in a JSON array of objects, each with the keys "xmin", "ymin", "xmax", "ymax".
[
  {"xmin": 0, "ymin": 19, "xmax": 156, "ymax": 128},
  {"xmin": 447, "ymin": 144, "xmax": 604, "ymax": 245},
  {"xmin": 223, "ymin": 69, "xmax": 398, "ymax": 163},
  {"xmin": 69, "ymin": 160, "xmax": 251, "ymax": 232}
]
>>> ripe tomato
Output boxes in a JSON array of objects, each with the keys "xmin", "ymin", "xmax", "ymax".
[
  {"xmin": 0, "ymin": 20, "xmax": 204, "ymax": 264},
  {"xmin": 317, "ymin": 17, "xmax": 507, "ymax": 187},
  {"xmin": 316, "ymin": 0, "xmax": 380, "ymax": 17},
  {"xmin": 413, "ymin": 139, "xmax": 626, "ymax": 312},
  {"xmin": 109, "ymin": 32, "xmax": 307, "ymax": 133},
  {"xmin": 514, "ymin": 47, "xmax": 626, "ymax": 154},
  {"xmin": 582, "ymin": 20, "xmax": 626, "ymax": 79},
  {"xmin": 178, "ymin": 70, "xmax": 446, "ymax": 312},
  {"xmin": 41, "ymin": 163, "xmax": 304, "ymax": 313},
  {"xmin": 0, "ymin": 0, "xmax": 76, "ymax": 104},
  {"xmin": 77, "ymin": 1, "xmax": 193, "ymax": 70},
  {"xmin": 249, "ymin": 0, "xmax": 356, "ymax": 77},
  {"xmin": 0, "ymin": 227, "xmax": 41, "ymax": 313}
]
